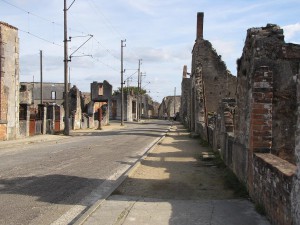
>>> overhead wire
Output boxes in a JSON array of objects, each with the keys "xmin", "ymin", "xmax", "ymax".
[
  {"xmin": 0, "ymin": 0, "xmax": 121, "ymax": 70},
  {"xmin": 85, "ymin": 0, "xmax": 139, "ymax": 63}
]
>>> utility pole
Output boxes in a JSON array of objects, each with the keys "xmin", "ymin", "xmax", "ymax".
[
  {"xmin": 137, "ymin": 59, "xmax": 142, "ymax": 121},
  {"xmin": 174, "ymin": 87, "xmax": 176, "ymax": 117},
  {"xmin": 63, "ymin": 0, "xmax": 71, "ymax": 135},
  {"xmin": 40, "ymin": 50, "xmax": 43, "ymax": 105},
  {"xmin": 121, "ymin": 39, "xmax": 126, "ymax": 126}
]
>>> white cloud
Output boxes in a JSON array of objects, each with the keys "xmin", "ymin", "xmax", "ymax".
[
  {"xmin": 283, "ymin": 23, "xmax": 300, "ymax": 41},
  {"xmin": 122, "ymin": 0, "xmax": 157, "ymax": 15}
]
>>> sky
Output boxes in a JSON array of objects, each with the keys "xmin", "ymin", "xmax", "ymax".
[{"xmin": 1, "ymin": 0, "xmax": 300, "ymax": 102}]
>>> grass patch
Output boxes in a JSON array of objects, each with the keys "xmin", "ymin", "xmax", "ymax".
[
  {"xmin": 255, "ymin": 203, "xmax": 266, "ymax": 216},
  {"xmin": 212, "ymin": 152, "xmax": 226, "ymax": 169},
  {"xmin": 223, "ymin": 169, "xmax": 248, "ymax": 198},
  {"xmin": 199, "ymin": 138, "xmax": 209, "ymax": 147}
]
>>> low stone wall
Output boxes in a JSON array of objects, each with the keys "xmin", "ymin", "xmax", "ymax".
[
  {"xmin": 207, "ymin": 126, "xmax": 214, "ymax": 147},
  {"xmin": 231, "ymin": 141, "xmax": 248, "ymax": 184},
  {"xmin": 196, "ymin": 122, "xmax": 207, "ymax": 141},
  {"xmin": 252, "ymin": 153, "xmax": 296, "ymax": 225},
  {"xmin": 81, "ymin": 116, "xmax": 88, "ymax": 129}
]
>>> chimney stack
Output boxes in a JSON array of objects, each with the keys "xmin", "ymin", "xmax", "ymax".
[
  {"xmin": 183, "ymin": 65, "xmax": 187, "ymax": 78},
  {"xmin": 196, "ymin": 12, "xmax": 204, "ymax": 40}
]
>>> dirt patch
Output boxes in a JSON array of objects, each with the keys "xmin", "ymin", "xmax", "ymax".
[{"xmin": 114, "ymin": 124, "xmax": 241, "ymax": 200}]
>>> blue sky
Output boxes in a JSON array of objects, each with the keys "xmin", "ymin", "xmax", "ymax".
[{"xmin": 1, "ymin": 0, "xmax": 299, "ymax": 102}]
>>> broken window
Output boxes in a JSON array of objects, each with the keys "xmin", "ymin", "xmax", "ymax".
[
  {"xmin": 98, "ymin": 85, "xmax": 103, "ymax": 96},
  {"xmin": 51, "ymin": 91, "xmax": 56, "ymax": 100},
  {"xmin": 132, "ymin": 101, "xmax": 136, "ymax": 113},
  {"xmin": 19, "ymin": 104, "xmax": 27, "ymax": 120}
]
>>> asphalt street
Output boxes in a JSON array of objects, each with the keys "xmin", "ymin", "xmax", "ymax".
[{"xmin": 0, "ymin": 120, "xmax": 171, "ymax": 225}]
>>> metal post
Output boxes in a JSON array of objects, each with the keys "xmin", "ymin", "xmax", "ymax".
[
  {"xmin": 137, "ymin": 59, "xmax": 142, "ymax": 121},
  {"xmin": 40, "ymin": 50, "xmax": 43, "ymax": 105},
  {"xmin": 121, "ymin": 39, "xmax": 126, "ymax": 126},
  {"xmin": 63, "ymin": 0, "xmax": 70, "ymax": 135}
]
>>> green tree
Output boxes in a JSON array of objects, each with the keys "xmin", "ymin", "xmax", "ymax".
[{"xmin": 113, "ymin": 86, "xmax": 147, "ymax": 96}]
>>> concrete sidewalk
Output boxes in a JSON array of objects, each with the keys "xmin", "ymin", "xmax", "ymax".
[{"xmin": 77, "ymin": 123, "xmax": 271, "ymax": 225}]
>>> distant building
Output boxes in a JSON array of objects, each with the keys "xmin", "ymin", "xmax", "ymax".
[
  {"xmin": 0, "ymin": 22, "xmax": 20, "ymax": 140},
  {"xmin": 158, "ymin": 96, "xmax": 181, "ymax": 119},
  {"xmin": 89, "ymin": 80, "xmax": 112, "ymax": 126},
  {"xmin": 20, "ymin": 82, "xmax": 70, "ymax": 107}
]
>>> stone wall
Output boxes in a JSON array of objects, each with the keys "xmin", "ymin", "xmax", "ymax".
[
  {"xmin": 215, "ymin": 98, "xmax": 236, "ymax": 162},
  {"xmin": 253, "ymin": 153, "xmax": 296, "ymax": 225},
  {"xmin": 0, "ymin": 22, "xmax": 19, "ymax": 140},
  {"xmin": 291, "ymin": 74, "xmax": 300, "ymax": 224},
  {"xmin": 91, "ymin": 80, "xmax": 112, "ymax": 103},
  {"xmin": 225, "ymin": 24, "xmax": 300, "ymax": 224},
  {"xmin": 180, "ymin": 65, "xmax": 191, "ymax": 127},
  {"xmin": 186, "ymin": 12, "xmax": 236, "ymax": 138},
  {"xmin": 191, "ymin": 38, "xmax": 236, "ymax": 114},
  {"xmin": 69, "ymin": 85, "xmax": 82, "ymax": 130},
  {"xmin": 236, "ymin": 24, "xmax": 300, "ymax": 164},
  {"xmin": 158, "ymin": 96, "xmax": 181, "ymax": 119}
]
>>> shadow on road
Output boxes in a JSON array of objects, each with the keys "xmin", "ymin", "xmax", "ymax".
[{"xmin": 0, "ymin": 174, "xmax": 104, "ymax": 205}]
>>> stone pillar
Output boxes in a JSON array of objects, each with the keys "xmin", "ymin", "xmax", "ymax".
[
  {"xmin": 183, "ymin": 65, "xmax": 187, "ymax": 78},
  {"xmin": 248, "ymin": 66, "xmax": 273, "ymax": 195},
  {"xmin": 250, "ymin": 66, "xmax": 273, "ymax": 153},
  {"xmin": 38, "ymin": 104, "xmax": 46, "ymax": 134},
  {"xmin": 25, "ymin": 104, "xmax": 30, "ymax": 137},
  {"xmin": 196, "ymin": 12, "xmax": 204, "ymax": 40},
  {"xmin": 47, "ymin": 104, "xmax": 55, "ymax": 134}
]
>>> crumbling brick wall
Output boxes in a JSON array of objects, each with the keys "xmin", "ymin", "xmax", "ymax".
[
  {"xmin": 0, "ymin": 22, "xmax": 19, "ymax": 140},
  {"xmin": 235, "ymin": 24, "xmax": 300, "ymax": 225},
  {"xmin": 189, "ymin": 12, "xmax": 236, "ymax": 138},
  {"xmin": 215, "ymin": 98, "xmax": 236, "ymax": 166},
  {"xmin": 236, "ymin": 24, "xmax": 300, "ymax": 164}
]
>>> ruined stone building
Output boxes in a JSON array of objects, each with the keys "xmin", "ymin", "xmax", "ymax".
[
  {"xmin": 181, "ymin": 13, "xmax": 300, "ymax": 225},
  {"xmin": 110, "ymin": 87, "xmax": 157, "ymax": 121},
  {"xmin": 231, "ymin": 24, "xmax": 300, "ymax": 225},
  {"xmin": 19, "ymin": 82, "xmax": 72, "ymax": 135},
  {"xmin": 181, "ymin": 13, "xmax": 236, "ymax": 137},
  {"xmin": 180, "ymin": 65, "xmax": 191, "ymax": 126},
  {"xmin": 111, "ymin": 90, "xmax": 137, "ymax": 122},
  {"xmin": 20, "ymin": 82, "xmax": 68, "ymax": 107},
  {"xmin": 140, "ymin": 94, "xmax": 157, "ymax": 119},
  {"xmin": 0, "ymin": 22, "xmax": 20, "ymax": 140},
  {"xmin": 90, "ymin": 81, "xmax": 112, "ymax": 127},
  {"xmin": 158, "ymin": 96, "xmax": 181, "ymax": 119}
]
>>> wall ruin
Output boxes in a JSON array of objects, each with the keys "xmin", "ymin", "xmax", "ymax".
[
  {"xmin": 0, "ymin": 22, "xmax": 19, "ymax": 140},
  {"xmin": 187, "ymin": 12, "xmax": 236, "ymax": 138}
]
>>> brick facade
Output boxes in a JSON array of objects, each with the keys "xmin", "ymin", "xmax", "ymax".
[{"xmin": 250, "ymin": 66, "xmax": 273, "ymax": 154}]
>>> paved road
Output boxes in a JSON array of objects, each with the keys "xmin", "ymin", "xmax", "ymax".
[{"xmin": 0, "ymin": 120, "xmax": 171, "ymax": 225}]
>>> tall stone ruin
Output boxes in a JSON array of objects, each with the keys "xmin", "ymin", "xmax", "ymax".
[
  {"xmin": 230, "ymin": 24, "xmax": 300, "ymax": 225},
  {"xmin": 0, "ymin": 22, "xmax": 19, "ymax": 140},
  {"xmin": 185, "ymin": 12, "xmax": 236, "ymax": 138}
]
